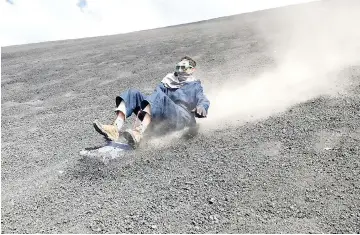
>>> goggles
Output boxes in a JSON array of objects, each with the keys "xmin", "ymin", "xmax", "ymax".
[{"xmin": 175, "ymin": 60, "xmax": 193, "ymax": 72}]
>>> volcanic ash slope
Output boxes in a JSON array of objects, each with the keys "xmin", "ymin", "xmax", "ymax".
[{"xmin": 1, "ymin": 0, "xmax": 360, "ymax": 233}]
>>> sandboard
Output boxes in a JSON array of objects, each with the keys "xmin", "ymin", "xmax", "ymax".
[{"xmin": 79, "ymin": 140, "xmax": 133, "ymax": 164}]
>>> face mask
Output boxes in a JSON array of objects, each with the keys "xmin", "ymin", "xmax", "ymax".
[{"xmin": 174, "ymin": 72, "xmax": 190, "ymax": 82}]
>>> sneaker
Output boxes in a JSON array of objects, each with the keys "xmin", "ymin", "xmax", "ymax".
[
  {"xmin": 123, "ymin": 124, "xmax": 144, "ymax": 149},
  {"xmin": 93, "ymin": 120, "xmax": 119, "ymax": 141}
]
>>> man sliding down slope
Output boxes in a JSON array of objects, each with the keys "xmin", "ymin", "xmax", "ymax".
[{"xmin": 93, "ymin": 56, "xmax": 210, "ymax": 148}]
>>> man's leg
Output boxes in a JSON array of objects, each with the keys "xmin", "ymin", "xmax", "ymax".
[
  {"xmin": 115, "ymin": 88, "xmax": 147, "ymax": 118},
  {"xmin": 123, "ymin": 91, "xmax": 193, "ymax": 147},
  {"xmin": 93, "ymin": 89, "xmax": 146, "ymax": 141},
  {"xmin": 142, "ymin": 104, "xmax": 152, "ymax": 128},
  {"xmin": 145, "ymin": 90, "xmax": 193, "ymax": 130},
  {"xmin": 122, "ymin": 104, "xmax": 151, "ymax": 147}
]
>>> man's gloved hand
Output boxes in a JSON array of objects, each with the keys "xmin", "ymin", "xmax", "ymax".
[{"xmin": 193, "ymin": 106, "xmax": 207, "ymax": 118}]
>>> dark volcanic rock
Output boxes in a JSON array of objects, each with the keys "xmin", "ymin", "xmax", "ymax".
[{"xmin": 1, "ymin": 0, "xmax": 360, "ymax": 233}]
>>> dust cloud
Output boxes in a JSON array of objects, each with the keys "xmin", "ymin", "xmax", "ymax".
[{"xmin": 200, "ymin": 0, "xmax": 360, "ymax": 130}]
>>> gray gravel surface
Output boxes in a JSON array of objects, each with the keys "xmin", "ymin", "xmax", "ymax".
[{"xmin": 2, "ymin": 1, "xmax": 360, "ymax": 233}]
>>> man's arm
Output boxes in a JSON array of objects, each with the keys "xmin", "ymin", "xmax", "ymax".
[
  {"xmin": 195, "ymin": 83, "xmax": 210, "ymax": 117},
  {"xmin": 155, "ymin": 82, "xmax": 169, "ymax": 94}
]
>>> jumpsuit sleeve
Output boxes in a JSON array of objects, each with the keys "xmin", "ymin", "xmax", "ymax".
[
  {"xmin": 196, "ymin": 84, "xmax": 210, "ymax": 112},
  {"xmin": 155, "ymin": 83, "xmax": 169, "ymax": 94}
]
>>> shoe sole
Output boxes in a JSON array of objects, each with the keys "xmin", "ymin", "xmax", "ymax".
[
  {"xmin": 93, "ymin": 120, "xmax": 116, "ymax": 141},
  {"xmin": 123, "ymin": 131, "xmax": 138, "ymax": 149}
]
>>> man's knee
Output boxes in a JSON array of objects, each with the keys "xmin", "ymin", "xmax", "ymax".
[
  {"xmin": 127, "ymin": 88, "xmax": 141, "ymax": 95},
  {"xmin": 122, "ymin": 88, "xmax": 142, "ymax": 98},
  {"xmin": 117, "ymin": 88, "xmax": 141, "ymax": 105}
]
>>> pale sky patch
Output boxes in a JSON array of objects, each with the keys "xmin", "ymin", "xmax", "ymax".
[{"xmin": 0, "ymin": 0, "xmax": 317, "ymax": 46}]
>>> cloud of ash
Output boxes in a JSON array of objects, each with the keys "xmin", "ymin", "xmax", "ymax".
[
  {"xmin": 147, "ymin": 129, "xmax": 188, "ymax": 149},
  {"xmin": 199, "ymin": 0, "xmax": 360, "ymax": 130}
]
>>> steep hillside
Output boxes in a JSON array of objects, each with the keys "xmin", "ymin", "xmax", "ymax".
[{"xmin": 1, "ymin": 0, "xmax": 359, "ymax": 233}]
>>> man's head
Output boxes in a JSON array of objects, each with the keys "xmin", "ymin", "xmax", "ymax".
[{"xmin": 175, "ymin": 56, "xmax": 196, "ymax": 75}]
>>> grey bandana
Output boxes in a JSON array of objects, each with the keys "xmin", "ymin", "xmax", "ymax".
[{"xmin": 161, "ymin": 72, "xmax": 197, "ymax": 89}]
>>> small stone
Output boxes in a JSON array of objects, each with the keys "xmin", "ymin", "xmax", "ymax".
[
  {"xmin": 150, "ymin": 225, "xmax": 157, "ymax": 229},
  {"xmin": 324, "ymin": 147, "xmax": 332, "ymax": 151},
  {"xmin": 90, "ymin": 220, "xmax": 105, "ymax": 232},
  {"xmin": 125, "ymin": 225, "xmax": 133, "ymax": 230},
  {"xmin": 209, "ymin": 215, "xmax": 219, "ymax": 223},
  {"xmin": 208, "ymin": 198, "xmax": 215, "ymax": 204}
]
